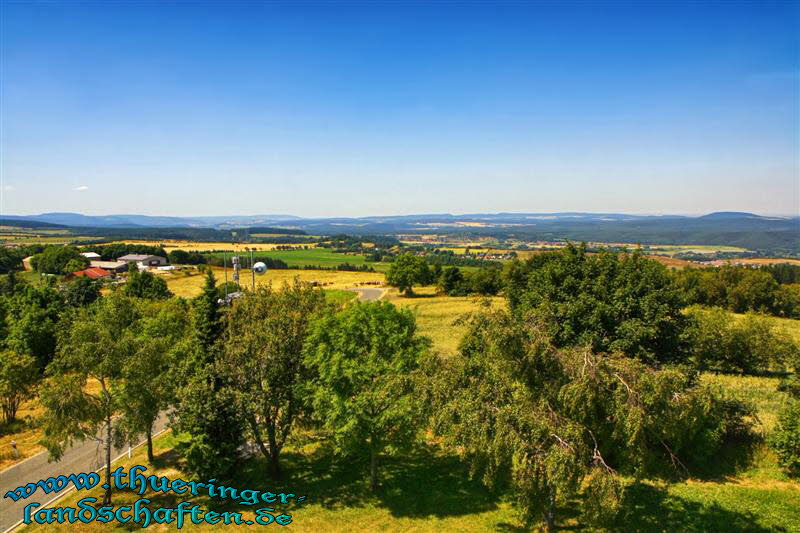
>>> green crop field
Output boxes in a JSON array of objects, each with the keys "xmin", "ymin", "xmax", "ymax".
[{"xmin": 202, "ymin": 249, "xmax": 390, "ymax": 270}]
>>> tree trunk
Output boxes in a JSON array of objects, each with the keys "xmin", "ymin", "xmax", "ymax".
[
  {"xmin": 268, "ymin": 449, "xmax": 282, "ymax": 480},
  {"xmin": 267, "ymin": 424, "xmax": 282, "ymax": 480},
  {"xmin": 103, "ymin": 417, "xmax": 113, "ymax": 506},
  {"xmin": 146, "ymin": 425, "xmax": 154, "ymax": 463},
  {"xmin": 543, "ymin": 491, "xmax": 556, "ymax": 533},
  {"xmin": 369, "ymin": 445, "xmax": 379, "ymax": 492}
]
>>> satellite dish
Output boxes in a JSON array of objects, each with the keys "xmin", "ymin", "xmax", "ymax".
[{"xmin": 253, "ymin": 261, "xmax": 268, "ymax": 275}]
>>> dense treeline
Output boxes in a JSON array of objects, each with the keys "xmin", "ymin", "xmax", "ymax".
[
  {"xmin": 0, "ymin": 245, "xmax": 44, "ymax": 273},
  {"xmin": 82, "ymin": 243, "xmax": 168, "ymax": 261},
  {"xmin": 675, "ymin": 265, "xmax": 800, "ymax": 318}
]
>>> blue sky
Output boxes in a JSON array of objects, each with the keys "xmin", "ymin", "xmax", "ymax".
[{"xmin": 1, "ymin": 1, "xmax": 797, "ymax": 217}]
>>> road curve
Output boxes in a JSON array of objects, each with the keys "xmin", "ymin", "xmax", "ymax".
[
  {"xmin": 349, "ymin": 287, "xmax": 386, "ymax": 301},
  {"xmin": 0, "ymin": 414, "xmax": 169, "ymax": 532}
]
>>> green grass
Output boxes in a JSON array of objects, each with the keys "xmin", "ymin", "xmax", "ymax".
[
  {"xmin": 203, "ymin": 249, "xmax": 392, "ymax": 271},
  {"xmin": 324, "ymin": 289, "xmax": 358, "ymax": 306}
]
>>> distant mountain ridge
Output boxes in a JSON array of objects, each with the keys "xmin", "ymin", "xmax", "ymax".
[
  {"xmin": 3, "ymin": 211, "xmax": 791, "ymax": 229},
  {"xmin": 1, "ymin": 211, "xmax": 797, "ymax": 253}
]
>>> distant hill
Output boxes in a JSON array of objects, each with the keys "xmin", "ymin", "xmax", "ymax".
[{"xmin": 2, "ymin": 211, "xmax": 797, "ymax": 253}]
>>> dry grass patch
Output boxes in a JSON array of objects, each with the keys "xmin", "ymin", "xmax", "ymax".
[
  {"xmin": 166, "ymin": 268, "xmax": 385, "ymax": 299},
  {"xmin": 385, "ymin": 287, "xmax": 504, "ymax": 355}
]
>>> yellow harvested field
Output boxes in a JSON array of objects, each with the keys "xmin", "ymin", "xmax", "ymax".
[
  {"xmin": 0, "ymin": 379, "xmax": 102, "ymax": 470},
  {"xmin": 729, "ymin": 258, "xmax": 800, "ymax": 266},
  {"xmin": 99, "ymin": 240, "xmax": 317, "ymax": 252},
  {"xmin": 165, "ymin": 268, "xmax": 385, "ymax": 298},
  {"xmin": 385, "ymin": 286, "xmax": 505, "ymax": 355}
]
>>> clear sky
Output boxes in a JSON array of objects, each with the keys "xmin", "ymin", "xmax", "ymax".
[{"xmin": 1, "ymin": 1, "xmax": 797, "ymax": 217}]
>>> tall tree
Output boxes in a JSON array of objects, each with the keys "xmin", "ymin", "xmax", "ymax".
[
  {"xmin": 119, "ymin": 298, "xmax": 191, "ymax": 462},
  {"xmin": 221, "ymin": 280, "xmax": 329, "ymax": 478},
  {"xmin": 39, "ymin": 292, "xmax": 139, "ymax": 505},
  {"xmin": 426, "ymin": 308, "xmax": 751, "ymax": 531},
  {"xmin": 304, "ymin": 301, "xmax": 430, "ymax": 491},
  {"xmin": 173, "ymin": 269, "xmax": 244, "ymax": 480}
]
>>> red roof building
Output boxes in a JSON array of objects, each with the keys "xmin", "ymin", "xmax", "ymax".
[{"xmin": 72, "ymin": 267, "xmax": 112, "ymax": 280}]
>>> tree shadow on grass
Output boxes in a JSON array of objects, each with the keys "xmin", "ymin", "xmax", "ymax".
[
  {"xmin": 376, "ymin": 444, "xmax": 502, "ymax": 518},
  {"xmin": 204, "ymin": 441, "xmax": 502, "ymax": 520},
  {"xmin": 681, "ymin": 436, "xmax": 762, "ymax": 483},
  {"xmin": 612, "ymin": 482, "xmax": 781, "ymax": 533}
]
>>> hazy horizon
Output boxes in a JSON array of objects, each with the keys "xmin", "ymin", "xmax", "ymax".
[{"xmin": 2, "ymin": 2, "xmax": 798, "ymax": 217}]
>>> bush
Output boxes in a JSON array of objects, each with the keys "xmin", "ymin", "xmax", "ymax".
[
  {"xmin": 686, "ymin": 307, "xmax": 800, "ymax": 374},
  {"xmin": 769, "ymin": 401, "xmax": 800, "ymax": 477}
]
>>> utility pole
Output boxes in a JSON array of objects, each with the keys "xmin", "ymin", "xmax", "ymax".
[
  {"xmin": 250, "ymin": 248, "xmax": 255, "ymax": 291},
  {"xmin": 223, "ymin": 253, "xmax": 229, "ymax": 298}
]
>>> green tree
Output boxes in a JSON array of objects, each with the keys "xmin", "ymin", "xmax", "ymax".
[
  {"xmin": 173, "ymin": 269, "xmax": 245, "ymax": 480},
  {"xmin": 119, "ymin": 298, "xmax": 191, "ymax": 462},
  {"xmin": 437, "ymin": 266, "xmax": 463, "ymax": 295},
  {"xmin": 512, "ymin": 244, "xmax": 688, "ymax": 364},
  {"xmin": 64, "ymin": 276, "xmax": 101, "ymax": 307},
  {"xmin": 39, "ymin": 292, "xmax": 139, "ymax": 505},
  {"xmin": 304, "ymin": 301, "xmax": 430, "ymax": 491},
  {"xmin": 221, "ymin": 281, "xmax": 329, "ymax": 478},
  {"xmin": 426, "ymin": 308, "xmax": 751, "ymax": 531},
  {"xmin": 386, "ymin": 254, "xmax": 432, "ymax": 296},
  {"xmin": 0, "ymin": 350, "xmax": 39, "ymax": 424},
  {"xmin": 63, "ymin": 258, "xmax": 89, "ymax": 274},
  {"xmin": 124, "ymin": 264, "xmax": 172, "ymax": 300},
  {"xmin": 31, "ymin": 246, "xmax": 86, "ymax": 275}
]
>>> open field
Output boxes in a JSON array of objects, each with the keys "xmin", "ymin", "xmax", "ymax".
[
  {"xmin": 96, "ymin": 240, "xmax": 318, "ymax": 252},
  {"xmin": 200, "ymin": 249, "xmax": 377, "ymax": 269},
  {"xmin": 727, "ymin": 258, "xmax": 800, "ymax": 266},
  {"xmin": 385, "ymin": 286, "xmax": 504, "ymax": 355},
  {"xmin": 164, "ymin": 268, "xmax": 385, "ymax": 298}
]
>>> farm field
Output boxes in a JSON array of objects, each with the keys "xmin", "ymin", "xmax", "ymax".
[
  {"xmin": 201, "ymin": 248, "xmax": 381, "ymax": 269},
  {"xmin": 98, "ymin": 240, "xmax": 318, "ymax": 252},
  {"xmin": 164, "ymin": 267, "xmax": 385, "ymax": 298}
]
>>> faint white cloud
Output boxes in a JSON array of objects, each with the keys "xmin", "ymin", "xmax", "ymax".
[
  {"xmin": 73, "ymin": 185, "xmax": 89, "ymax": 192},
  {"xmin": 2, "ymin": 185, "xmax": 15, "ymax": 191}
]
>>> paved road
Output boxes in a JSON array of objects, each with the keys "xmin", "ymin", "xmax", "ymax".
[
  {"xmin": 0, "ymin": 413, "xmax": 169, "ymax": 532},
  {"xmin": 350, "ymin": 287, "xmax": 386, "ymax": 301}
]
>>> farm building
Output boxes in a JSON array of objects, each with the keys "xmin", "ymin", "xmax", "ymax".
[
  {"xmin": 89, "ymin": 260, "xmax": 128, "ymax": 273},
  {"xmin": 72, "ymin": 267, "xmax": 112, "ymax": 279},
  {"xmin": 80, "ymin": 252, "xmax": 101, "ymax": 259},
  {"xmin": 117, "ymin": 254, "xmax": 168, "ymax": 268}
]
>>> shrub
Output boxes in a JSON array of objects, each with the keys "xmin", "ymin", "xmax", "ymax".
[{"xmin": 769, "ymin": 401, "xmax": 800, "ymax": 477}]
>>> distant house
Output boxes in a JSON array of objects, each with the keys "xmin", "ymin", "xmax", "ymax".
[
  {"xmin": 72, "ymin": 267, "xmax": 112, "ymax": 280},
  {"xmin": 80, "ymin": 252, "xmax": 101, "ymax": 260},
  {"xmin": 89, "ymin": 260, "xmax": 129, "ymax": 273},
  {"xmin": 117, "ymin": 254, "xmax": 168, "ymax": 269}
]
